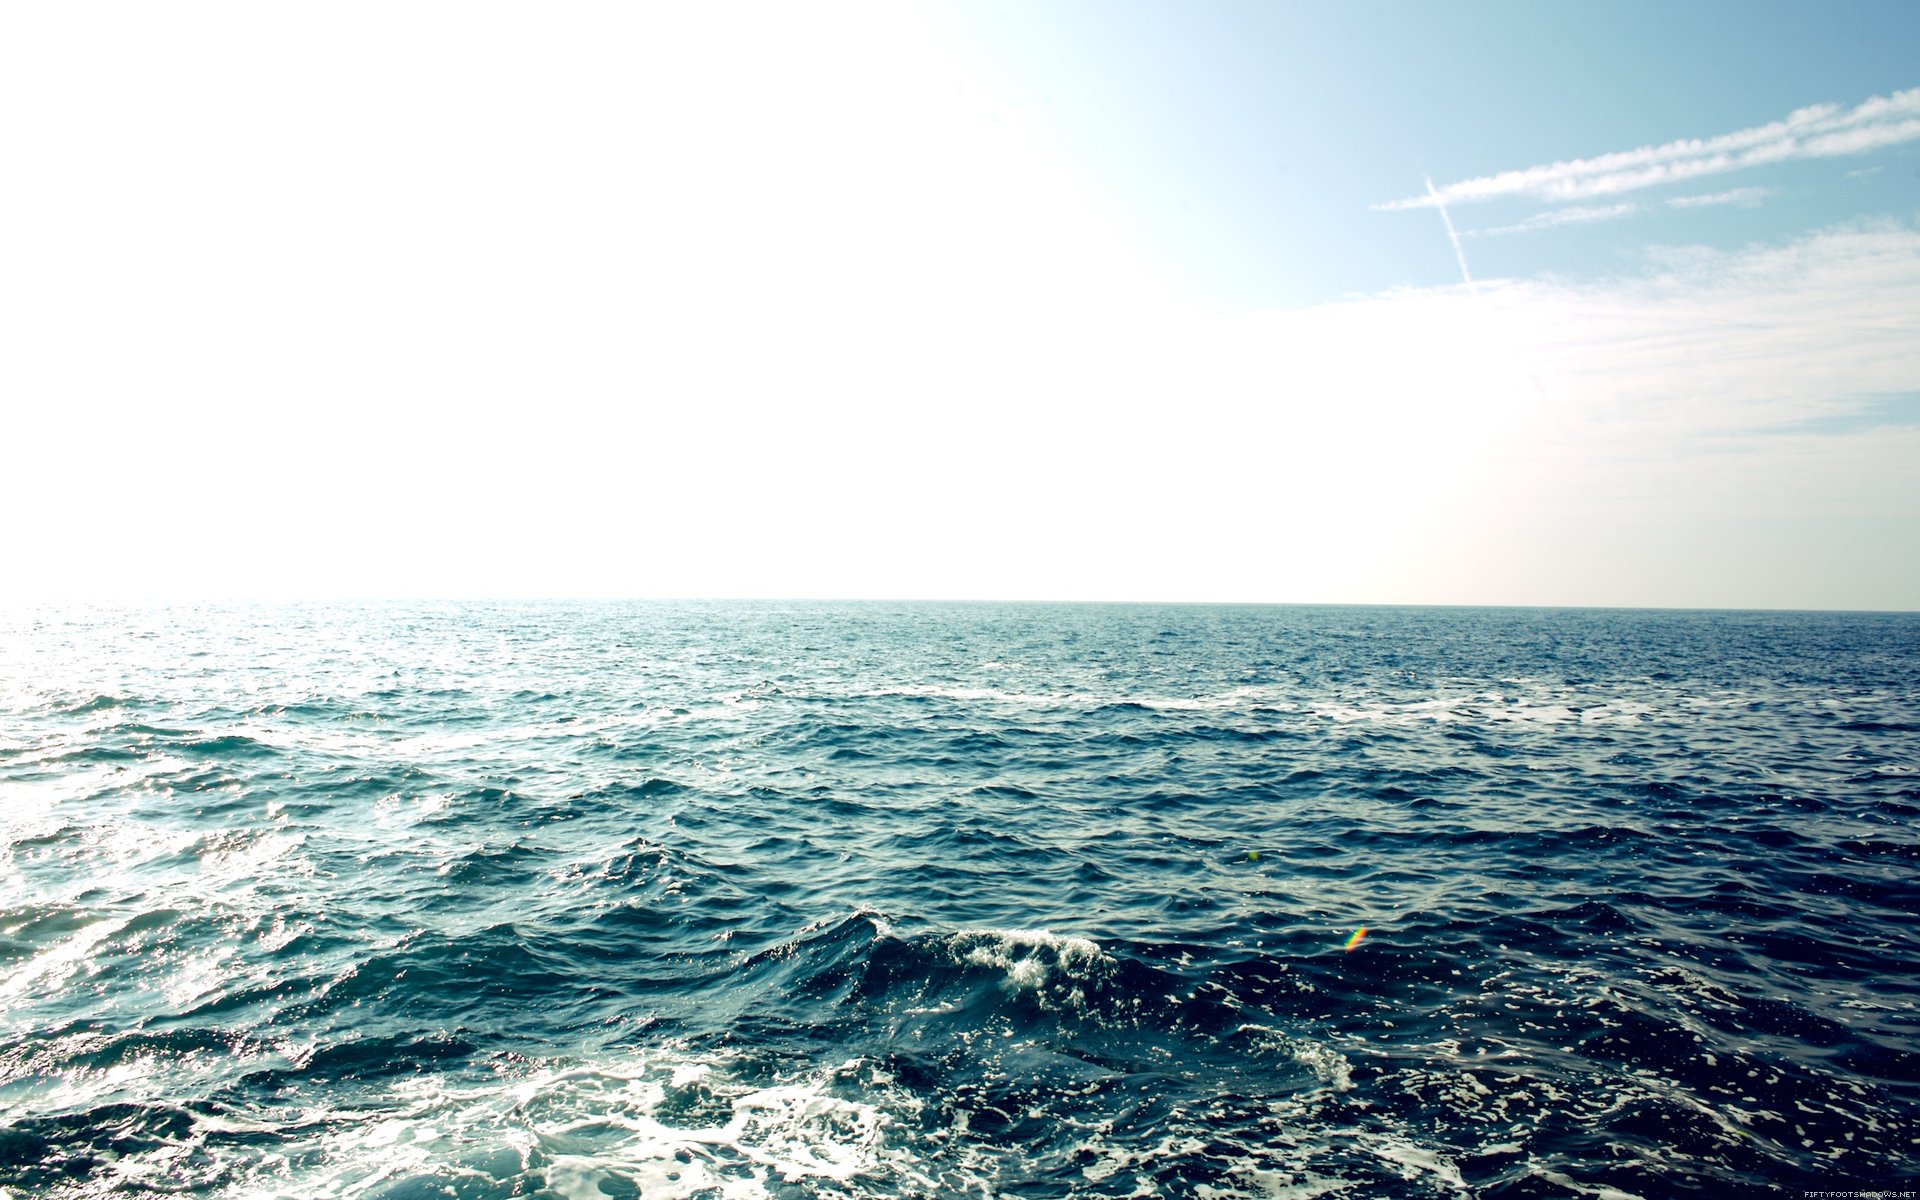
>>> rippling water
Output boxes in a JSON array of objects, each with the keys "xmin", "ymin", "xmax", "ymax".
[{"xmin": 2, "ymin": 602, "xmax": 1917, "ymax": 1198}]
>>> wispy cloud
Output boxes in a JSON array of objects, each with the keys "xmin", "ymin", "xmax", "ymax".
[
  {"xmin": 1377, "ymin": 87, "xmax": 1920, "ymax": 210},
  {"xmin": 1463, "ymin": 189, "xmax": 1772, "ymax": 239},
  {"xmin": 1197, "ymin": 219, "xmax": 1920, "ymax": 606},
  {"xmin": 1464, "ymin": 202, "xmax": 1639, "ymax": 238},
  {"xmin": 1496, "ymin": 219, "xmax": 1920, "ymax": 436},
  {"xmin": 1666, "ymin": 186, "xmax": 1771, "ymax": 209},
  {"xmin": 1426, "ymin": 174, "xmax": 1478, "ymax": 291}
]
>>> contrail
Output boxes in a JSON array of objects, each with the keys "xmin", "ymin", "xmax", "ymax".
[{"xmin": 1426, "ymin": 174, "xmax": 1478, "ymax": 295}]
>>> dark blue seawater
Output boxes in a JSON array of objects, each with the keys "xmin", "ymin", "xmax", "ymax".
[{"xmin": 3, "ymin": 602, "xmax": 1917, "ymax": 1198}]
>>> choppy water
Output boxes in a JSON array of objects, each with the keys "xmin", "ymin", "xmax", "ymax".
[{"xmin": 2, "ymin": 602, "xmax": 1917, "ymax": 1198}]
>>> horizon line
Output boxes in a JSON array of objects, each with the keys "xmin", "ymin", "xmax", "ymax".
[{"xmin": 3, "ymin": 595, "xmax": 1915, "ymax": 616}]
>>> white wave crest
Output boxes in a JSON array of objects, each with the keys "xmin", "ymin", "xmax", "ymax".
[{"xmin": 947, "ymin": 927, "xmax": 1110, "ymax": 997}]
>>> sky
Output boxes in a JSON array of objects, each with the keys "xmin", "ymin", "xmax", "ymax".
[{"xmin": 4, "ymin": 0, "xmax": 1918, "ymax": 608}]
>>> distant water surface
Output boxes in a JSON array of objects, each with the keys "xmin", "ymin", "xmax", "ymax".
[{"xmin": 1, "ymin": 602, "xmax": 1916, "ymax": 1197}]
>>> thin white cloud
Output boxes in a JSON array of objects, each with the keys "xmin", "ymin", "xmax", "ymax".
[
  {"xmin": 1273, "ymin": 220, "xmax": 1920, "ymax": 606},
  {"xmin": 1426, "ymin": 174, "xmax": 1478, "ymax": 291},
  {"xmin": 1464, "ymin": 202, "xmax": 1639, "ymax": 238},
  {"xmin": 1462, "ymin": 187, "xmax": 1772, "ymax": 238},
  {"xmin": 1377, "ymin": 87, "xmax": 1920, "ymax": 210},
  {"xmin": 1494, "ymin": 219, "xmax": 1920, "ymax": 436},
  {"xmin": 1804, "ymin": 116, "xmax": 1920, "ymax": 156},
  {"xmin": 1666, "ymin": 186, "xmax": 1771, "ymax": 208}
]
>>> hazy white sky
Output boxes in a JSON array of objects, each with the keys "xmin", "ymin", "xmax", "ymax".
[{"xmin": 5, "ymin": 2, "xmax": 1917, "ymax": 608}]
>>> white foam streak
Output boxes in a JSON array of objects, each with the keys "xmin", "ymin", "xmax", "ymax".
[{"xmin": 240, "ymin": 1050, "xmax": 901, "ymax": 1200}]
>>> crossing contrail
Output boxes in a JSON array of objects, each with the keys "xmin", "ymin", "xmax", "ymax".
[{"xmin": 1426, "ymin": 174, "xmax": 1478, "ymax": 295}]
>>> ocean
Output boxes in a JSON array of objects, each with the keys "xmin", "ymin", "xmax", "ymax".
[{"xmin": 1, "ymin": 601, "xmax": 1915, "ymax": 1198}]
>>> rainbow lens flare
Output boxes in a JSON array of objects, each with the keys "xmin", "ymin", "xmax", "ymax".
[{"xmin": 1344, "ymin": 926, "xmax": 1368, "ymax": 952}]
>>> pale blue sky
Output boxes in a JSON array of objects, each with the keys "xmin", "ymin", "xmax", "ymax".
[
  {"xmin": 937, "ymin": 0, "xmax": 1920, "ymax": 306},
  {"xmin": 3, "ymin": 2, "xmax": 1917, "ymax": 608}
]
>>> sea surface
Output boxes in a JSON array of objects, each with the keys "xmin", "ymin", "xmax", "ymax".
[{"xmin": 2, "ymin": 602, "xmax": 1917, "ymax": 1198}]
